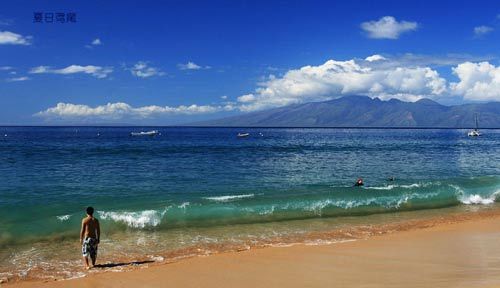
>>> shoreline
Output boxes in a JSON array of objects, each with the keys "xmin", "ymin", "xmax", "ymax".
[{"xmin": 6, "ymin": 208, "xmax": 500, "ymax": 287}]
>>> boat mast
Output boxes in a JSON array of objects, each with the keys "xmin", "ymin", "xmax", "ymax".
[{"xmin": 475, "ymin": 114, "xmax": 479, "ymax": 131}]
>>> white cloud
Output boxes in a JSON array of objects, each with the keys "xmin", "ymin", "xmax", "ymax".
[
  {"xmin": 0, "ymin": 66, "xmax": 13, "ymax": 71},
  {"xmin": 29, "ymin": 66, "xmax": 49, "ymax": 73},
  {"xmin": 374, "ymin": 53, "xmax": 493, "ymax": 68},
  {"xmin": 86, "ymin": 38, "xmax": 102, "ymax": 48},
  {"xmin": 450, "ymin": 61, "xmax": 500, "ymax": 101},
  {"xmin": 237, "ymin": 94, "xmax": 256, "ymax": 103},
  {"xmin": 35, "ymin": 102, "xmax": 225, "ymax": 119},
  {"xmin": 365, "ymin": 54, "xmax": 386, "ymax": 62},
  {"xmin": 6, "ymin": 76, "xmax": 29, "ymax": 82},
  {"xmin": 129, "ymin": 61, "xmax": 165, "ymax": 78},
  {"xmin": 0, "ymin": 31, "xmax": 32, "ymax": 45},
  {"xmin": 29, "ymin": 65, "xmax": 112, "ymax": 78},
  {"xmin": 237, "ymin": 58, "xmax": 447, "ymax": 111},
  {"xmin": 473, "ymin": 26, "xmax": 493, "ymax": 37},
  {"xmin": 177, "ymin": 61, "xmax": 210, "ymax": 70},
  {"xmin": 361, "ymin": 16, "xmax": 418, "ymax": 39},
  {"xmin": 220, "ymin": 95, "xmax": 228, "ymax": 100}
]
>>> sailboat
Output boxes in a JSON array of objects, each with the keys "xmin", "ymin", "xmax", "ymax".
[
  {"xmin": 467, "ymin": 114, "xmax": 481, "ymax": 137},
  {"xmin": 130, "ymin": 130, "xmax": 160, "ymax": 136},
  {"xmin": 237, "ymin": 132, "xmax": 250, "ymax": 138}
]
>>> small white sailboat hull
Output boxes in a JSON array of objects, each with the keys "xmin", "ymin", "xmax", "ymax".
[
  {"xmin": 237, "ymin": 133, "xmax": 250, "ymax": 138},
  {"xmin": 130, "ymin": 130, "xmax": 159, "ymax": 136},
  {"xmin": 468, "ymin": 130, "xmax": 480, "ymax": 137}
]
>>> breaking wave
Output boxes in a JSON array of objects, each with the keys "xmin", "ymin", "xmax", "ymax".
[
  {"xmin": 456, "ymin": 187, "xmax": 500, "ymax": 205},
  {"xmin": 90, "ymin": 177, "xmax": 500, "ymax": 230},
  {"xmin": 367, "ymin": 182, "xmax": 432, "ymax": 190},
  {"xmin": 204, "ymin": 194, "xmax": 255, "ymax": 202},
  {"xmin": 98, "ymin": 209, "xmax": 167, "ymax": 228},
  {"xmin": 56, "ymin": 215, "xmax": 71, "ymax": 221}
]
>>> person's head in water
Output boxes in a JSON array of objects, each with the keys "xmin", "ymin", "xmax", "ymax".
[
  {"xmin": 355, "ymin": 178, "xmax": 364, "ymax": 186},
  {"xmin": 86, "ymin": 206, "xmax": 94, "ymax": 216}
]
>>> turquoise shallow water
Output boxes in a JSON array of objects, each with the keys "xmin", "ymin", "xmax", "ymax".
[{"xmin": 0, "ymin": 127, "xmax": 499, "ymax": 280}]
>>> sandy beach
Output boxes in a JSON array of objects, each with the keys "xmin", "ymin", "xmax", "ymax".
[{"xmin": 7, "ymin": 212, "xmax": 500, "ymax": 288}]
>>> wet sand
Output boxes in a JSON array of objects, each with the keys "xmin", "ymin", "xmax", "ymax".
[{"xmin": 8, "ymin": 213, "xmax": 500, "ymax": 288}]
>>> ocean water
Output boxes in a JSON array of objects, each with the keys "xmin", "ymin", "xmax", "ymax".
[{"xmin": 0, "ymin": 127, "xmax": 499, "ymax": 281}]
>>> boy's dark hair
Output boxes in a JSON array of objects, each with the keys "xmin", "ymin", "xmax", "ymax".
[{"xmin": 86, "ymin": 206, "xmax": 94, "ymax": 216}]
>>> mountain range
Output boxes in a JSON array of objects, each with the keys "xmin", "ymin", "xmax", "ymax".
[{"xmin": 193, "ymin": 96, "xmax": 500, "ymax": 128}]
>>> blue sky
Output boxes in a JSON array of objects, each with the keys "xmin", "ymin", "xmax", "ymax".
[{"xmin": 0, "ymin": 0, "xmax": 499, "ymax": 125}]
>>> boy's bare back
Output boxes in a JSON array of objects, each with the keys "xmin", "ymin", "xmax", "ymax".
[{"xmin": 82, "ymin": 217, "xmax": 100, "ymax": 240}]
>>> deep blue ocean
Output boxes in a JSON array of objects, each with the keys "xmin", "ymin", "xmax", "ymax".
[{"xmin": 0, "ymin": 127, "xmax": 499, "ymax": 280}]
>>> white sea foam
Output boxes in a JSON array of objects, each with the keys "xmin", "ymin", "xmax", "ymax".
[
  {"xmin": 304, "ymin": 239, "xmax": 357, "ymax": 246},
  {"xmin": 178, "ymin": 202, "xmax": 190, "ymax": 209},
  {"xmin": 367, "ymin": 182, "xmax": 430, "ymax": 190},
  {"xmin": 368, "ymin": 185, "xmax": 397, "ymax": 190},
  {"xmin": 149, "ymin": 255, "xmax": 164, "ymax": 262},
  {"xmin": 258, "ymin": 205, "xmax": 275, "ymax": 215},
  {"xmin": 204, "ymin": 194, "xmax": 255, "ymax": 202},
  {"xmin": 56, "ymin": 215, "xmax": 71, "ymax": 221},
  {"xmin": 451, "ymin": 184, "xmax": 500, "ymax": 205},
  {"xmin": 461, "ymin": 195, "xmax": 495, "ymax": 205},
  {"xmin": 459, "ymin": 190, "xmax": 500, "ymax": 205},
  {"xmin": 399, "ymin": 183, "xmax": 424, "ymax": 189},
  {"xmin": 303, "ymin": 192, "xmax": 440, "ymax": 215},
  {"xmin": 98, "ymin": 209, "xmax": 167, "ymax": 228}
]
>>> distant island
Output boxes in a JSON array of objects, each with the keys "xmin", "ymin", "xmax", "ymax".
[{"xmin": 192, "ymin": 96, "xmax": 500, "ymax": 128}]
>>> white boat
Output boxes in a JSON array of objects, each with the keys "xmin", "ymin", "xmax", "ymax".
[
  {"xmin": 467, "ymin": 115, "xmax": 481, "ymax": 137},
  {"xmin": 130, "ymin": 130, "xmax": 159, "ymax": 136},
  {"xmin": 237, "ymin": 132, "xmax": 250, "ymax": 138},
  {"xmin": 468, "ymin": 130, "xmax": 480, "ymax": 137}
]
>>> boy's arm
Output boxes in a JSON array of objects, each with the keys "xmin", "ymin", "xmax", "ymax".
[
  {"xmin": 80, "ymin": 219, "xmax": 85, "ymax": 244},
  {"xmin": 96, "ymin": 219, "xmax": 101, "ymax": 244}
]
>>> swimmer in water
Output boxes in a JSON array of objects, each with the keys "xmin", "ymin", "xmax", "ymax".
[{"xmin": 354, "ymin": 178, "xmax": 364, "ymax": 187}]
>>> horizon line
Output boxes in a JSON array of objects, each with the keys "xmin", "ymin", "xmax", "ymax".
[{"xmin": 1, "ymin": 125, "xmax": 499, "ymax": 129}]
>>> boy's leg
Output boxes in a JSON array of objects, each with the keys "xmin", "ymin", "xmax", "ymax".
[
  {"xmin": 90, "ymin": 242, "xmax": 97, "ymax": 267},
  {"xmin": 82, "ymin": 256, "xmax": 90, "ymax": 269}
]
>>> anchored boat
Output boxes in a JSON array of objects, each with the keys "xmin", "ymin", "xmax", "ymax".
[
  {"xmin": 237, "ymin": 132, "xmax": 250, "ymax": 138},
  {"xmin": 467, "ymin": 114, "xmax": 481, "ymax": 137},
  {"xmin": 130, "ymin": 130, "xmax": 159, "ymax": 136}
]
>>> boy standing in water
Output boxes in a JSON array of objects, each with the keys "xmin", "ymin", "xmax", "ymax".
[{"xmin": 80, "ymin": 206, "xmax": 100, "ymax": 269}]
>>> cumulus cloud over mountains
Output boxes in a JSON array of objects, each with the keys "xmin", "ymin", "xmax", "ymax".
[
  {"xmin": 237, "ymin": 57, "xmax": 448, "ymax": 111},
  {"xmin": 36, "ymin": 55, "xmax": 500, "ymax": 119}
]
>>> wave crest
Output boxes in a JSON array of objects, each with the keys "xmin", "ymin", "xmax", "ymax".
[
  {"xmin": 98, "ymin": 209, "xmax": 167, "ymax": 228},
  {"xmin": 459, "ymin": 190, "xmax": 500, "ymax": 205},
  {"xmin": 204, "ymin": 194, "xmax": 255, "ymax": 202},
  {"xmin": 367, "ymin": 182, "xmax": 432, "ymax": 190},
  {"xmin": 56, "ymin": 215, "xmax": 71, "ymax": 221}
]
